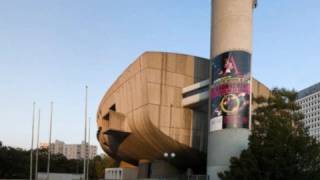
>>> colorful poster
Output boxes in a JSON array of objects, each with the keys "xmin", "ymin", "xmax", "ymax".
[{"xmin": 210, "ymin": 51, "xmax": 251, "ymax": 131}]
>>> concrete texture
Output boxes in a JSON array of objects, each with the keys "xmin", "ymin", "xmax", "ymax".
[
  {"xmin": 97, "ymin": 52, "xmax": 209, "ymax": 172},
  {"xmin": 207, "ymin": 129, "xmax": 250, "ymax": 179},
  {"xmin": 96, "ymin": 51, "xmax": 269, "ymax": 174},
  {"xmin": 210, "ymin": 0, "xmax": 254, "ymax": 58},
  {"xmin": 208, "ymin": 0, "xmax": 256, "ymax": 179}
]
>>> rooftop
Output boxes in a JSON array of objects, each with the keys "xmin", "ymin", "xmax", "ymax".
[{"xmin": 297, "ymin": 82, "xmax": 320, "ymax": 99}]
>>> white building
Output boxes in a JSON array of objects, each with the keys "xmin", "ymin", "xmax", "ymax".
[
  {"xmin": 63, "ymin": 144, "xmax": 81, "ymax": 159},
  {"xmin": 296, "ymin": 82, "xmax": 320, "ymax": 140},
  {"xmin": 81, "ymin": 141, "xmax": 97, "ymax": 160},
  {"xmin": 105, "ymin": 168, "xmax": 138, "ymax": 180},
  {"xmin": 41, "ymin": 140, "xmax": 97, "ymax": 160},
  {"xmin": 37, "ymin": 172, "xmax": 83, "ymax": 180},
  {"xmin": 54, "ymin": 140, "xmax": 65, "ymax": 155}
]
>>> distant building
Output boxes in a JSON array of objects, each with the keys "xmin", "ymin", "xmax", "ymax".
[
  {"xmin": 40, "ymin": 140, "xmax": 97, "ymax": 160},
  {"xmin": 54, "ymin": 140, "xmax": 65, "ymax": 155},
  {"xmin": 37, "ymin": 172, "xmax": 83, "ymax": 180},
  {"xmin": 297, "ymin": 82, "xmax": 320, "ymax": 141},
  {"xmin": 63, "ymin": 144, "xmax": 81, "ymax": 160},
  {"xmin": 39, "ymin": 143, "xmax": 49, "ymax": 149}
]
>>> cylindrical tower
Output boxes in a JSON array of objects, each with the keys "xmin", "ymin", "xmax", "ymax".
[{"xmin": 208, "ymin": 0, "xmax": 257, "ymax": 179}]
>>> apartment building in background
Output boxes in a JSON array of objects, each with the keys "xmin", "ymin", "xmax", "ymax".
[
  {"xmin": 40, "ymin": 140, "xmax": 97, "ymax": 160},
  {"xmin": 297, "ymin": 82, "xmax": 320, "ymax": 141}
]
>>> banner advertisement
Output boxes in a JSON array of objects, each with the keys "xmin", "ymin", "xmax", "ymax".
[{"xmin": 209, "ymin": 51, "xmax": 251, "ymax": 132}]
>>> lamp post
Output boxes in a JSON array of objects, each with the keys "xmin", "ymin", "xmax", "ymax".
[
  {"xmin": 47, "ymin": 102, "xmax": 53, "ymax": 180},
  {"xmin": 35, "ymin": 109, "xmax": 41, "ymax": 180},
  {"xmin": 163, "ymin": 152, "xmax": 176, "ymax": 162},
  {"xmin": 30, "ymin": 102, "xmax": 36, "ymax": 180},
  {"xmin": 83, "ymin": 86, "xmax": 88, "ymax": 180},
  {"xmin": 163, "ymin": 152, "xmax": 176, "ymax": 178},
  {"xmin": 163, "ymin": 152, "xmax": 175, "ymax": 159},
  {"xmin": 86, "ymin": 117, "xmax": 91, "ymax": 180}
]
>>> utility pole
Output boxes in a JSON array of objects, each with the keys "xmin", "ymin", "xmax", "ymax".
[
  {"xmin": 47, "ymin": 102, "xmax": 53, "ymax": 180},
  {"xmin": 30, "ymin": 102, "xmax": 36, "ymax": 180},
  {"xmin": 35, "ymin": 109, "xmax": 41, "ymax": 180},
  {"xmin": 83, "ymin": 86, "xmax": 88, "ymax": 180},
  {"xmin": 86, "ymin": 117, "xmax": 91, "ymax": 180}
]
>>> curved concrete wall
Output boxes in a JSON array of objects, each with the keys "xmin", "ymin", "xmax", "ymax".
[{"xmin": 97, "ymin": 51, "xmax": 209, "ymax": 170}]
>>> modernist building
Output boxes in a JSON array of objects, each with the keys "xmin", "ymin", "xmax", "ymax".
[
  {"xmin": 296, "ymin": 83, "xmax": 320, "ymax": 141},
  {"xmin": 40, "ymin": 140, "xmax": 97, "ymax": 160},
  {"xmin": 96, "ymin": 51, "xmax": 270, "ymax": 178},
  {"xmin": 96, "ymin": 0, "xmax": 263, "ymax": 179}
]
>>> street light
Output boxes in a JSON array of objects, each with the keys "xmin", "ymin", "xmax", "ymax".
[{"xmin": 163, "ymin": 152, "xmax": 176, "ymax": 162}]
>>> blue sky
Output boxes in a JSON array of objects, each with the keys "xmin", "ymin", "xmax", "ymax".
[{"xmin": 0, "ymin": 0, "xmax": 320, "ymax": 153}]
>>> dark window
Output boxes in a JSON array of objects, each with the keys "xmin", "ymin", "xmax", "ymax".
[
  {"xmin": 110, "ymin": 104, "xmax": 116, "ymax": 111},
  {"xmin": 104, "ymin": 113, "xmax": 110, "ymax": 121}
]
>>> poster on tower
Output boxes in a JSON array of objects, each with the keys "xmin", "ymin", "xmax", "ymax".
[{"xmin": 209, "ymin": 51, "xmax": 251, "ymax": 132}]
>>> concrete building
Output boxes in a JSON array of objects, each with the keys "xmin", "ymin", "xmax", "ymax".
[
  {"xmin": 63, "ymin": 144, "xmax": 81, "ymax": 160},
  {"xmin": 37, "ymin": 172, "xmax": 83, "ymax": 180},
  {"xmin": 105, "ymin": 168, "xmax": 138, "ymax": 180},
  {"xmin": 97, "ymin": 0, "xmax": 263, "ymax": 179},
  {"xmin": 41, "ymin": 140, "xmax": 97, "ymax": 160},
  {"xmin": 39, "ymin": 142, "xmax": 49, "ymax": 150},
  {"xmin": 80, "ymin": 141, "xmax": 97, "ymax": 160},
  {"xmin": 53, "ymin": 140, "xmax": 65, "ymax": 155},
  {"xmin": 96, "ymin": 52, "xmax": 269, "ymax": 178},
  {"xmin": 297, "ymin": 83, "xmax": 320, "ymax": 141}
]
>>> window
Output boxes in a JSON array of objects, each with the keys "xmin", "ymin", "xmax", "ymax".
[
  {"xmin": 110, "ymin": 104, "xmax": 116, "ymax": 111},
  {"xmin": 104, "ymin": 113, "xmax": 110, "ymax": 121}
]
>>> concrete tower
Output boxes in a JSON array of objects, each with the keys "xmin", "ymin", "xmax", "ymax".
[{"xmin": 207, "ymin": 0, "xmax": 257, "ymax": 179}]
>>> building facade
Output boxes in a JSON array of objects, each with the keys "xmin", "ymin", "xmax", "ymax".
[
  {"xmin": 97, "ymin": 0, "xmax": 263, "ymax": 179},
  {"xmin": 297, "ymin": 83, "xmax": 320, "ymax": 140},
  {"xmin": 96, "ymin": 51, "xmax": 270, "ymax": 178},
  {"xmin": 54, "ymin": 140, "xmax": 65, "ymax": 155},
  {"xmin": 40, "ymin": 140, "xmax": 97, "ymax": 160}
]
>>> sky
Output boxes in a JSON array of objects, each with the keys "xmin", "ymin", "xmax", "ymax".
[{"xmin": 0, "ymin": 0, "xmax": 320, "ymax": 154}]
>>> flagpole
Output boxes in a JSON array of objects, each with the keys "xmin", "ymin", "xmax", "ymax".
[
  {"xmin": 86, "ymin": 117, "xmax": 91, "ymax": 180},
  {"xmin": 47, "ymin": 102, "xmax": 53, "ymax": 180},
  {"xmin": 83, "ymin": 86, "xmax": 88, "ymax": 180},
  {"xmin": 35, "ymin": 109, "xmax": 41, "ymax": 180},
  {"xmin": 30, "ymin": 102, "xmax": 36, "ymax": 180}
]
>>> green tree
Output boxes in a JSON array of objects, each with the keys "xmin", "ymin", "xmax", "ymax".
[
  {"xmin": 218, "ymin": 88, "xmax": 320, "ymax": 180},
  {"xmin": 0, "ymin": 146, "xmax": 29, "ymax": 178},
  {"xmin": 93, "ymin": 155, "xmax": 116, "ymax": 178},
  {"xmin": 0, "ymin": 142, "xmax": 117, "ymax": 179}
]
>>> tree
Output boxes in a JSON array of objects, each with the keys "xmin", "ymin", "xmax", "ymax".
[
  {"xmin": 218, "ymin": 88, "xmax": 320, "ymax": 180},
  {"xmin": 0, "ymin": 142, "xmax": 116, "ymax": 179},
  {"xmin": 93, "ymin": 155, "xmax": 116, "ymax": 179},
  {"xmin": 0, "ymin": 146, "xmax": 29, "ymax": 178}
]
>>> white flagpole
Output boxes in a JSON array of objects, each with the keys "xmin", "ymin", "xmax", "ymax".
[
  {"xmin": 35, "ymin": 109, "xmax": 41, "ymax": 180},
  {"xmin": 47, "ymin": 102, "xmax": 53, "ymax": 180},
  {"xmin": 86, "ymin": 117, "xmax": 91, "ymax": 180},
  {"xmin": 30, "ymin": 102, "xmax": 36, "ymax": 180},
  {"xmin": 83, "ymin": 86, "xmax": 88, "ymax": 180}
]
